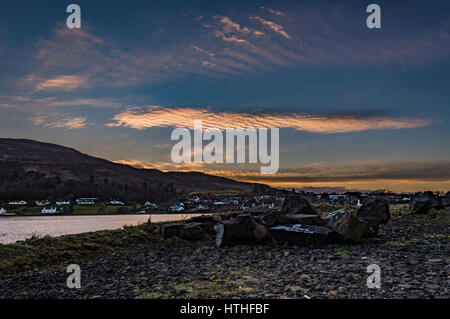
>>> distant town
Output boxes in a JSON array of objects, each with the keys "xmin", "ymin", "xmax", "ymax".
[{"xmin": 1, "ymin": 189, "xmax": 448, "ymax": 217}]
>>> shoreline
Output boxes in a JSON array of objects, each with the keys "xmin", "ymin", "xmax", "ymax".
[{"xmin": 0, "ymin": 208, "xmax": 448, "ymax": 299}]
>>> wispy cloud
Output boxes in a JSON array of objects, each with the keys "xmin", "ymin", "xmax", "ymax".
[
  {"xmin": 35, "ymin": 75, "xmax": 89, "ymax": 91},
  {"xmin": 31, "ymin": 114, "xmax": 88, "ymax": 129},
  {"xmin": 221, "ymin": 161, "xmax": 450, "ymax": 183},
  {"xmin": 251, "ymin": 16, "xmax": 291, "ymax": 39},
  {"xmin": 107, "ymin": 106, "xmax": 433, "ymax": 133}
]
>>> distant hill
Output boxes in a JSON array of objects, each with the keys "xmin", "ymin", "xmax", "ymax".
[{"xmin": 0, "ymin": 138, "xmax": 272, "ymax": 202}]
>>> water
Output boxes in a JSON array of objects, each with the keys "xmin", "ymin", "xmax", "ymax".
[{"xmin": 0, "ymin": 214, "xmax": 208, "ymax": 244}]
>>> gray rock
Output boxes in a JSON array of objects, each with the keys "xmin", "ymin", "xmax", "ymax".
[
  {"xmin": 281, "ymin": 195, "xmax": 318, "ymax": 215},
  {"xmin": 179, "ymin": 223, "xmax": 205, "ymax": 241},
  {"xmin": 269, "ymin": 224, "xmax": 343, "ymax": 245},
  {"xmin": 355, "ymin": 199, "xmax": 390, "ymax": 237},
  {"xmin": 327, "ymin": 208, "xmax": 368, "ymax": 242},
  {"xmin": 161, "ymin": 223, "xmax": 185, "ymax": 238},
  {"xmin": 215, "ymin": 214, "xmax": 268, "ymax": 247}
]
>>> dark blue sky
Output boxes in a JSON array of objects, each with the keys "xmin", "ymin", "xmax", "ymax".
[{"xmin": 0, "ymin": 0, "xmax": 449, "ymax": 191}]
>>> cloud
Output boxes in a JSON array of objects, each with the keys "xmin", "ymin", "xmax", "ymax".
[
  {"xmin": 214, "ymin": 15, "xmax": 263, "ymax": 37},
  {"xmin": 35, "ymin": 75, "xmax": 89, "ymax": 91},
  {"xmin": 31, "ymin": 114, "xmax": 88, "ymax": 129},
  {"xmin": 222, "ymin": 36, "xmax": 248, "ymax": 44},
  {"xmin": 219, "ymin": 161, "xmax": 450, "ymax": 185},
  {"xmin": 107, "ymin": 106, "xmax": 433, "ymax": 134},
  {"xmin": 251, "ymin": 16, "xmax": 291, "ymax": 39},
  {"xmin": 47, "ymin": 98, "xmax": 122, "ymax": 108}
]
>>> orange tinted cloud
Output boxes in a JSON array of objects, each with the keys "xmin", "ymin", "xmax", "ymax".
[
  {"xmin": 35, "ymin": 75, "xmax": 88, "ymax": 91},
  {"xmin": 31, "ymin": 114, "xmax": 88, "ymax": 129},
  {"xmin": 107, "ymin": 106, "xmax": 433, "ymax": 133},
  {"xmin": 251, "ymin": 16, "xmax": 291, "ymax": 39}
]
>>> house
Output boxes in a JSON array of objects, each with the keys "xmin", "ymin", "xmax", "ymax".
[
  {"xmin": 109, "ymin": 199, "xmax": 124, "ymax": 205},
  {"xmin": 329, "ymin": 195, "xmax": 349, "ymax": 203},
  {"xmin": 56, "ymin": 199, "xmax": 71, "ymax": 206},
  {"xmin": 36, "ymin": 200, "xmax": 51, "ymax": 206},
  {"xmin": 76, "ymin": 198, "xmax": 96, "ymax": 205},
  {"xmin": 169, "ymin": 202, "xmax": 185, "ymax": 212},
  {"xmin": 145, "ymin": 202, "xmax": 158, "ymax": 209},
  {"xmin": 193, "ymin": 204, "xmax": 209, "ymax": 212},
  {"xmin": 186, "ymin": 196, "xmax": 201, "ymax": 204},
  {"xmin": 8, "ymin": 200, "xmax": 27, "ymax": 205},
  {"xmin": 41, "ymin": 206, "xmax": 59, "ymax": 214},
  {"xmin": 0, "ymin": 207, "xmax": 7, "ymax": 215}
]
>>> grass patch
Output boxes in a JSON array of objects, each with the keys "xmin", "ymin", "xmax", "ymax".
[{"xmin": 0, "ymin": 222, "xmax": 159, "ymax": 277}]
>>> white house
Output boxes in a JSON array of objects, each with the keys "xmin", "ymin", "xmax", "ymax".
[
  {"xmin": 76, "ymin": 198, "xmax": 96, "ymax": 205},
  {"xmin": 36, "ymin": 200, "xmax": 51, "ymax": 206},
  {"xmin": 144, "ymin": 202, "xmax": 158, "ymax": 209},
  {"xmin": 56, "ymin": 199, "xmax": 71, "ymax": 206},
  {"xmin": 109, "ymin": 199, "xmax": 124, "ymax": 205},
  {"xmin": 193, "ymin": 204, "xmax": 209, "ymax": 212},
  {"xmin": 9, "ymin": 200, "xmax": 27, "ymax": 205},
  {"xmin": 41, "ymin": 206, "xmax": 59, "ymax": 214},
  {"xmin": 0, "ymin": 207, "xmax": 7, "ymax": 215},
  {"xmin": 169, "ymin": 202, "xmax": 185, "ymax": 212}
]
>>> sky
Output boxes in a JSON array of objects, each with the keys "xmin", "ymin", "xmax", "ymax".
[{"xmin": 0, "ymin": 0, "xmax": 449, "ymax": 193}]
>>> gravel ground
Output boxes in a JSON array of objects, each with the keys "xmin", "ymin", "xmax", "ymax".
[{"xmin": 0, "ymin": 211, "xmax": 448, "ymax": 299}]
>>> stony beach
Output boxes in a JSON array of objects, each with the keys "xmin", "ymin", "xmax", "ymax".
[{"xmin": 0, "ymin": 206, "xmax": 448, "ymax": 299}]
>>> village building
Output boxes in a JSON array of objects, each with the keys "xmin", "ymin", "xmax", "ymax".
[
  {"xmin": 144, "ymin": 202, "xmax": 158, "ymax": 209},
  {"xmin": 8, "ymin": 200, "xmax": 27, "ymax": 205},
  {"xmin": 35, "ymin": 200, "xmax": 51, "ymax": 206},
  {"xmin": 56, "ymin": 199, "xmax": 71, "ymax": 206},
  {"xmin": 109, "ymin": 199, "xmax": 124, "ymax": 205},
  {"xmin": 169, "ymin": 202, "xmax": 185, "ymax": 212},
  {"xmin": 41, "ymin": 206, "xmax": 59, "ymax": 214},
  {"xmin": 76, "ymin": 198, "xmax": 96, "ymax": 205}
]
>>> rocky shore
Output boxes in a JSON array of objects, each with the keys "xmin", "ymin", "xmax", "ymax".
[{"xmin": 0, "ymin": 205, "xmax": 448, "ymax": 299}]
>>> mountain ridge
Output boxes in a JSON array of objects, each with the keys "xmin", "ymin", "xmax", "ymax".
[{"xmin": 0, "ymin": 138, "xmax": 273, "ymax": 202}]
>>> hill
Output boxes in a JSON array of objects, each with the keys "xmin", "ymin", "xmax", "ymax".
[{"xmin": 0, "ymin": 138, "xmax": 272, "ymax": 202}]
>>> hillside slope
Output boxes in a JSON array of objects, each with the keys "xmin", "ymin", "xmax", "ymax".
[{"xmin": 0, "ymin": 138, "xmax": 271, "ymax": 202}]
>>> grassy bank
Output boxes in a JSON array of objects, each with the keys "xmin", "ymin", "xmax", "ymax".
[{"xmin": 0, "ymin": 222, "xmax": 159, "ymax": 277}]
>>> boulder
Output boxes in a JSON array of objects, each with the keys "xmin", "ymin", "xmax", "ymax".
[
  {"xmin": 410, "ymin": 197, "xmax": 433, "ymax": 215},
  {"xmin": 215, "ymin": 214, "xmax": 268, "ymax": 247},
  {"xmin": 255, "ymin": 211, "xmax": 326, "ymax": 228},
  {"xmin": 327, "ymin": 208, "xmax": 368, "ymax": 242},
  {"xmin": 281, "ymin": 195, "xmax": 318, "ymax": 215},
  {"xmin": 161, "ymin": 222, "xmax": 185, "ymax": 238},
  {"xmin": 269, "ymin": 224, "xmax": 343, "ymax": 245},
  {"xmin": 188, "ymin": 215, "xmax": 218, "ymax": 234},
  {"xmin": 179, "ymin": 223, "xmax": 205, "ymax": 241},
  {"xmin": 410, "ymin": 193, "xmax": 444, "ymax": 214},
  {"xmin": 243, "ymin": 205, "xmax": 273, "ymax": 215},
  {"xmin": 355, "ymin": 199, "xmax": 390, "ymax": 237},
  {"xmin": 443, "ymin": 192, "xmax": 450, "ymax": 208}
]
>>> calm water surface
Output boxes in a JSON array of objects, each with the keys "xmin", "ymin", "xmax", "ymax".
[{"xmin": 0, "ymin": 214, "xmax": 207, "ymax": 244}]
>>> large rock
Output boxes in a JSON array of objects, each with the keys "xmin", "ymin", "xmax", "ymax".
[
  {"xmin": 410, "ymin": 197, "xmax": 433, "ymax": 215},
  {"xmin": 327, "ymin": 208, "xmax": 367, "ymax": 242},
  {"xmin": 444, "ymin": 192, "xmax": 450, "ymax": 208},
  {"xmin": 410, "ymin": 193, "xmax": 445, "ymax": 214},
  {"xmin": 355, "ymin": 199, "xmax": 390, "ymax": 237},
  {"xmin": 161, "ymin": 223, "xmax": 185, "ymax": 238},
  {"xmin": 188, "ymin": 215, "xmax": 218, "ymax": 234},
  {"xmin": 269, "ymin": 224, "xmax": 343, "ymax": 245},
  {"xmin": 281, "ymin": 196, "xmax": 318, "ymax": 215},
  {"xmin": 255, "ymin": 211, "xmax": 325, "ymax": 227},
  {"xmin": 243, "ymin": 206, "xmax": 273, "ymax": 215},
  {"xmin": 215, "ymin": 214, "xmax": 268, "ymax": 247},
  {"xmin": 179, "ymin": 223, "xmax": 205, "ymax": 240}
]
